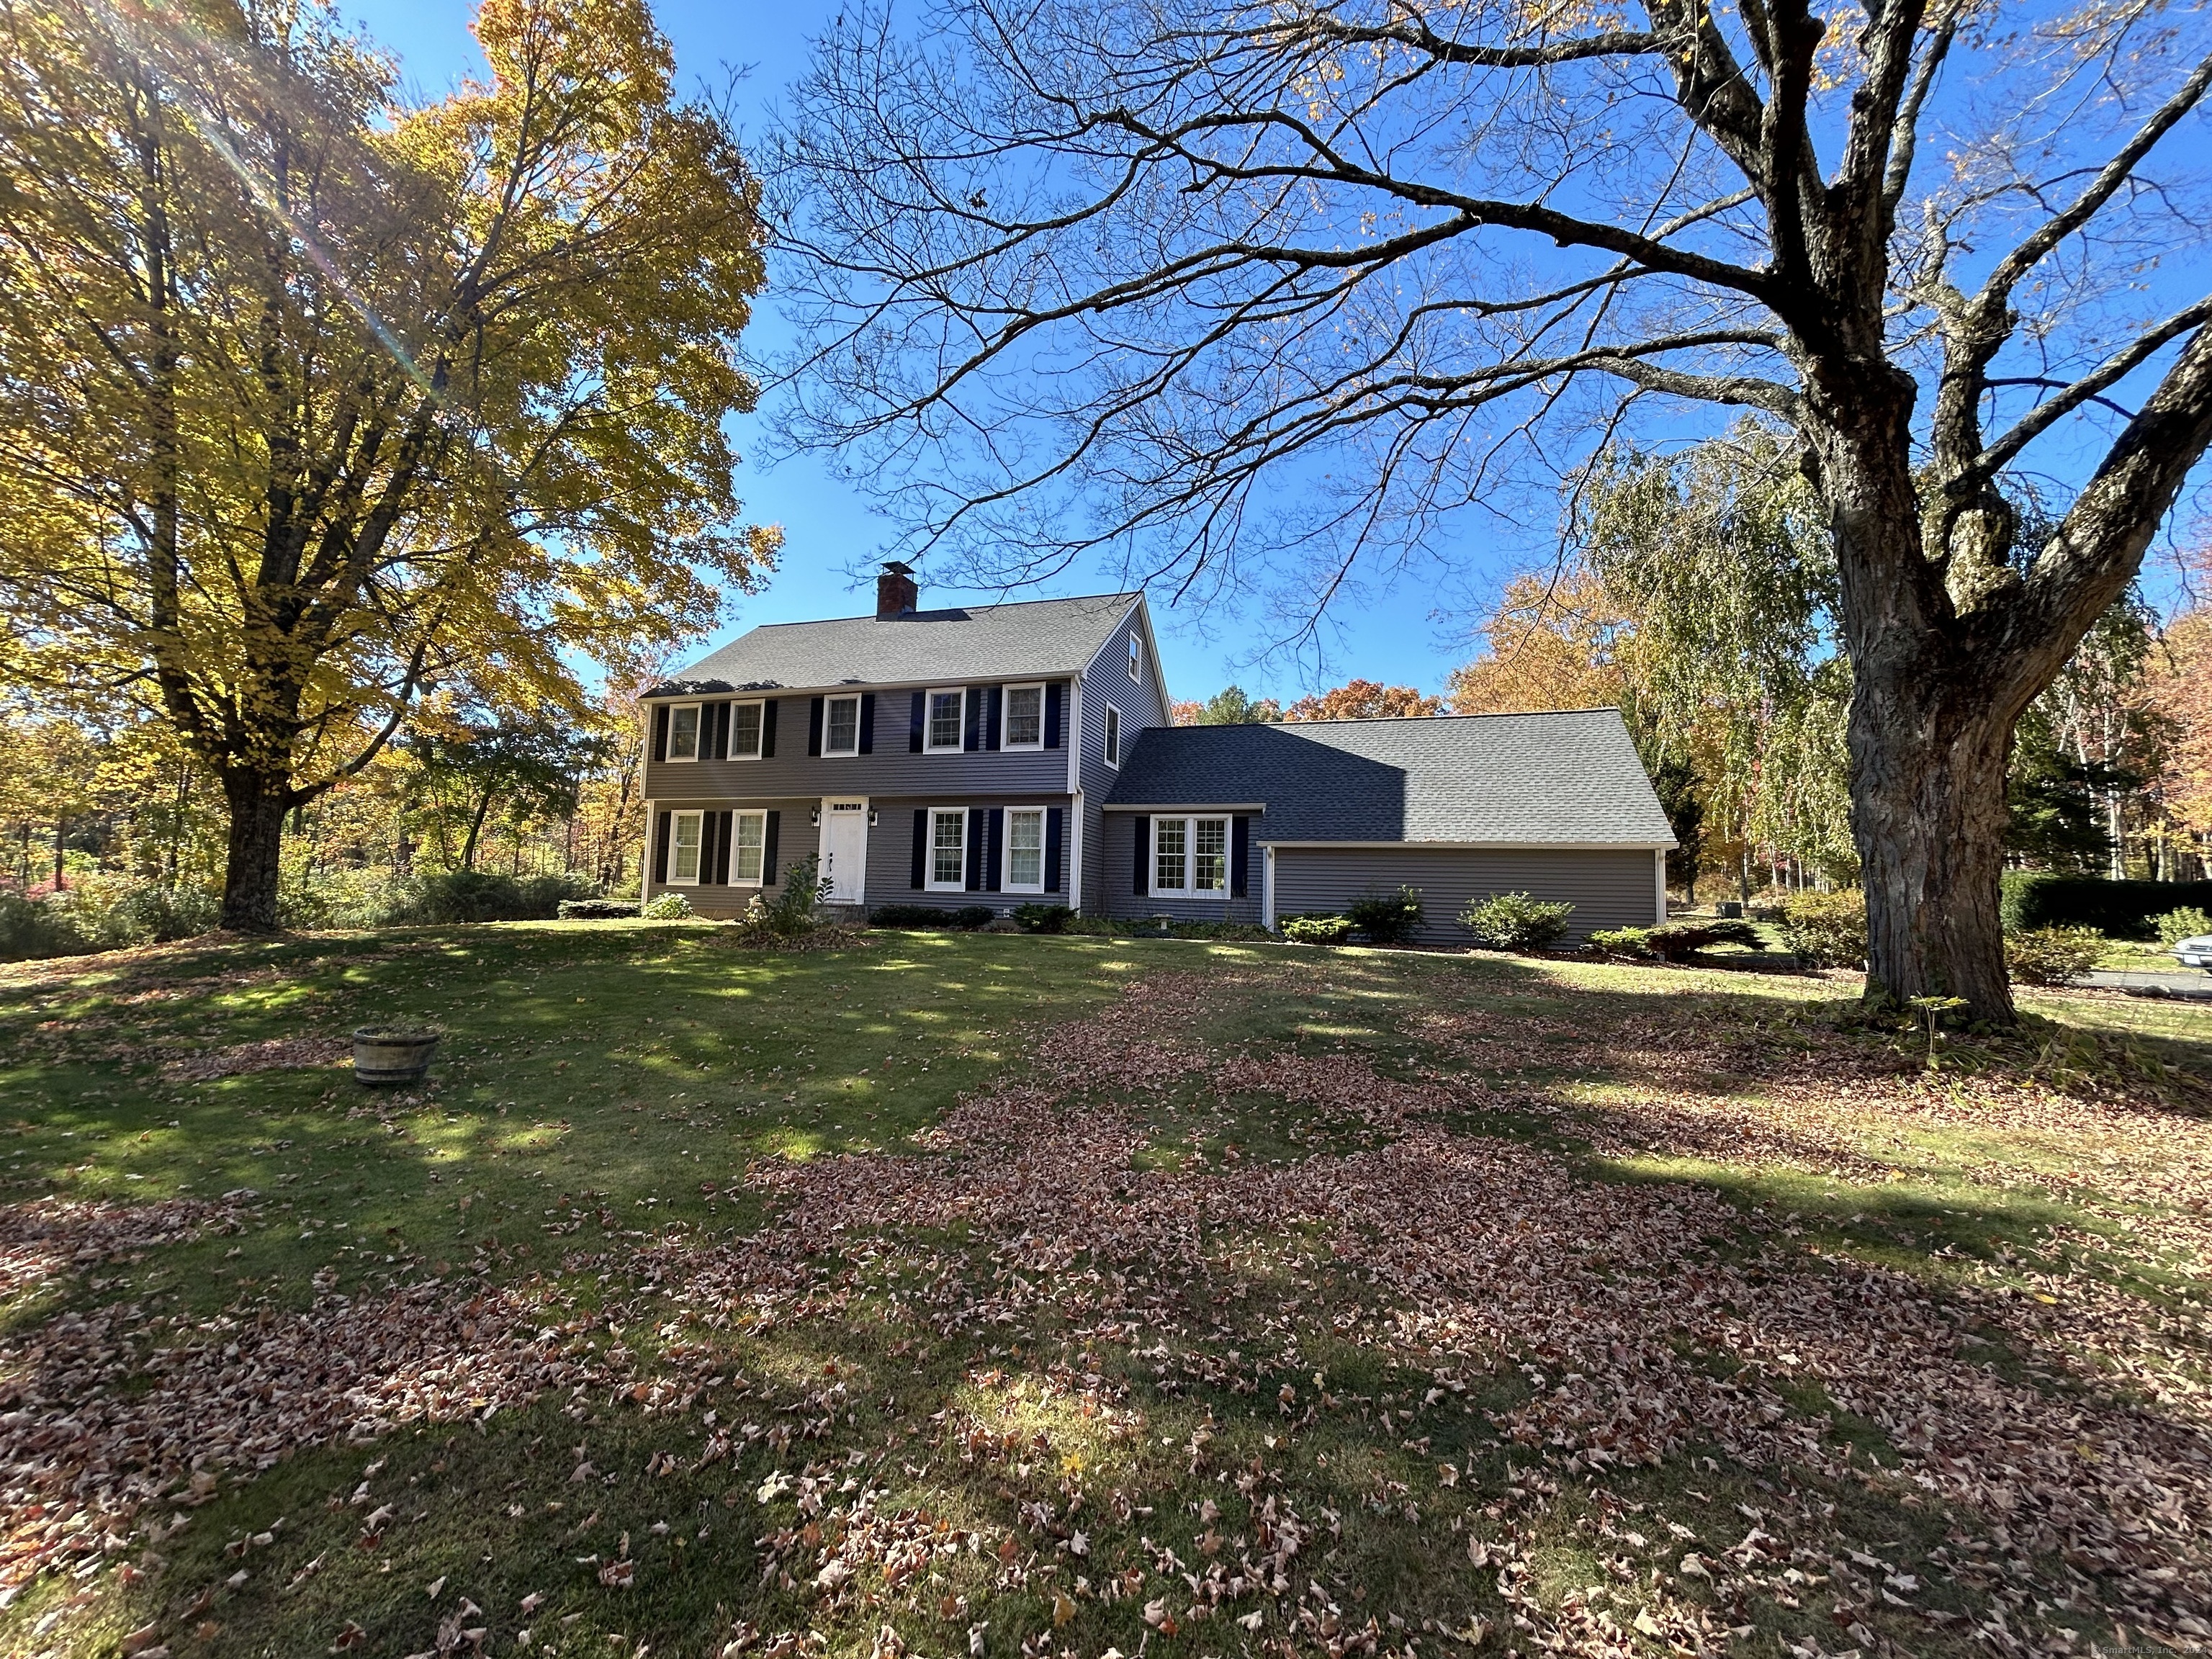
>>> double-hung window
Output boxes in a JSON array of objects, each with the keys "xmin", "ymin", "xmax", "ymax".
[
  {"xmin": 1103, "ymin": 705, "xmax": 1121, "ymax": 767},
  {"xmin": 1151, "ymin": 815, "xmax": 1228, "ymax": 896},
  {"xmin": 1128, "ymin": 635, "xmax": 1143, "ymax": 682},
  {"xmin": 669, "ymin": 810, "xmax": 704, "ymax": 885},
  {"xmin": 732, "ymin": 809, "xmax": 767, "ymax": 885},
  {"xmin": 824, "ymin": 694, "xmax": 861, "ymax": 756},
  {"xmin": 729, "ymin": 701, "xmax": 764, "ymax": 759},
  {"xmin": 1002, "ymin": 683, "xmax": 1043, "ymax": 749},
  {"xmin": 1005, "ymin": 808, "xmax": 1045, "ymax": 891},
  {"xmin": 926, "ymin": 688, "xmax": 965, "ymax": 752},
  {"xmin": 667, "ymin": 703, "xmax": 701, "ymax": 762},
  {"xmin": 927, "ymin": 808, "xmax": 967, "ymax": 891}
]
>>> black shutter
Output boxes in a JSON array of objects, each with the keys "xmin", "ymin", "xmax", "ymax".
[
  {"xmin": 911, "ymin": 810, "xmax": 927, "ymax": 889},
  {"xmin": 714, "ymin": 811, "xmax": 733, "ymax": 884},
  {"xmin": 652, "ymin": 810, "xmax": 670, "ymax": 884},
  {"xmin": 1045, "ymin": 808, "xmax": 1064, "ymax": 893},
  {"xmin": 859, "ymin": 692, "xmax": 876, "ymax": 754},
  {"xmin": 652, "ymin": 705, "xmax": 669, "ymax": 763},
  {"xmin": 711, "ymin": 701, "xmax": 731, "ymax": 760},
  {"xmin": 762, "ymin": 698, "xmax": 778, "ymax": 757},
  {"xmin": 1044, "ymin": 683, "xmax": 1063, "ymax": 749},
  {"xmin": 966, "ymin": 807, "xmax": 986, "ymax": 890},
  {"xmin": 909, "ymin": 691, "xmax": 925, "ymax": 753},
  {"xmin": 985, "ymin": 808, "xmax": 1004, "ymax": 892},
  {"xmin": 807, "ymin": 697, "xmax": 824, "ymax": 756},
  {"xmin": 1133, "ymin": 817, "xmax": 1148, "ymax": 895},
  {"xmin": 984, "ymin": 686, "xmax": 1002, "ymax": 752},
  {"xmin": 696, "ymin": 811, "xmax": 714, "ymax": 885},
  {"xmin": 763, "ymin": 811, "xmax": 780, "ymax": 885},
  {"xmin": 1230, "ymin": 817, "xmax": 1249, "ymax": 897},
  {"xmin": 963, "ymin": 688, "xmax": 981, "ymax": 752}
]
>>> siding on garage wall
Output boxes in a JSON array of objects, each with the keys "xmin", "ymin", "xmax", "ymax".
[
  {"xmin": 1269, "ymin": 845, "xmax": 1660, "ymax": 942},
  {"xmin": 642, "ymin": 690, "xmax": 1074, "ymax": 802},
  {"xmin": 1094, "ymin": 811, "xmax": 1265, "ymax": 925},
  {"xmin": 641, "ymin": 795, "xmax": 819, "ymax": 920},
  {"xmin": 862, "ymin": 795, "xmax": 1074, "ymax": 913}
]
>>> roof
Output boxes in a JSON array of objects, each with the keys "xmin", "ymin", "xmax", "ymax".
[
  {"xmin": 1104, "ymin": 709, "xmax": 1676, "ymax": 845},
  {"xmin": 649, "ymin": 592, "xmax": 1141, "ymax": 697}
]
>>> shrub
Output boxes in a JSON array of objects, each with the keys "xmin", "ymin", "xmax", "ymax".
[
  {"xmin": 1458, "ymin": 891, "xmax": 1574, "ymax": 952},
  {"xmin": 2005, "ymin": 925, "xmax": 2104, "ymax": 987},
  {"xmin": 1781, "ymin": 889, "xmax": 1866, "ymax": 968},
  {"xmin": 558, "ymin": 899, "xmax": 639, "ymax": 920},
  {"xmin": 1012, "ymin": 903, "xmax": 1075, "ymax": 934},
  {"xmin": 1346, "ymin": 886, "xmax": 1424, "ymax": 945},
  {"xmin": 0, "ymin": 892, "xmax": 93, "ymax": 961},
  {"xmin": 1587, "ymin": 926, "xmax": 1655, "ymax": 958},
  {"xmin": 2154, "ymin": 906, "xmax": 2212, "ymax": 947},
  {"xmin": 642, "ymin": 891, "xmax": 696, "ymax": 920},
  {"xmin": 2000, "ymin": 873, "xmax": 2212, "ymax": 939},
  {"xmin": 1281, "ymin": 913, "xmax": 1354, "ymax": 945},
  {"xmin": 953, "ymin": 905, "xmax": 995, "ymax": 930},
  {"xmin": 732, "ymin": 856, "xmax": 834, "ymax": 943},
  {"xmin": 1641, "ymin": 919, "xmax": 1761, "ymax": 962}
]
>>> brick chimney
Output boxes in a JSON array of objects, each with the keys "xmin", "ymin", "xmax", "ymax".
[{"xmin": 876, "ymin": 560, "xmax": 918, "ymax": 619}]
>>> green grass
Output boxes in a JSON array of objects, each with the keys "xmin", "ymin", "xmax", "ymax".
[{"xmin": 1, "ymin": 923, "xmax": 2206, "ymax": 1659}]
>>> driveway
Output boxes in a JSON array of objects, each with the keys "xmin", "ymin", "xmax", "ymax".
[{"xmin": 2082, "ymin": 967, "xmax": 2212, "ymax": 1000}]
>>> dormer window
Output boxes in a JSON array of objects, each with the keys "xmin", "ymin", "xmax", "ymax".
[
  {"xmin": 1002, "ymin": 683, "xmax": 1043, "ymax": 749},
  {"xmin": 824, "ymin": 694, "xmax": 862, "ymax": 757},
  {"xmin": 667, "ymin": 703, "xmax": 701, "ymax": 761}
]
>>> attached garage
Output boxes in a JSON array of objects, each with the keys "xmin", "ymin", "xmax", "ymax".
[{"xmin": 1102, "ymin": 709, "xmax": 1673, "ymax": 943}]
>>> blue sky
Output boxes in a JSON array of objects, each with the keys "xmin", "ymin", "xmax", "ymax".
[{"xmin": 350, "ymin": 0, "xmax": 1501, "ymax": 706}]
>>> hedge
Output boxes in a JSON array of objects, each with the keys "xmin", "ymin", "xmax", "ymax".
[{"xmin": 2000, "ymin": 873, "xmax": 2212, "ymax": 939}]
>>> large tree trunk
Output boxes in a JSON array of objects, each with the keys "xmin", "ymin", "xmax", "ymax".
[
  {"xmin": 1848, "ymin": 667, "xmax": 2018, "ymax": 1018},
  {"xmin": 220, "ymin": 771, "xmax": 289, "ymax": 932}
]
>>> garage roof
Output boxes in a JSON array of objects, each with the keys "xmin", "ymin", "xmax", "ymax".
[{"xmin": 1104, "ymin": 709, "xmax": 1676, "ymax": 846}]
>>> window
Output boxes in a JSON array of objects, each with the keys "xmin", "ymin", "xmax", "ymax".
[
  {"xmin": 670, "ymin": 810, "xmax": 703, "ymax": 884},
  {"xmin": 729, "ymin": 701, "xmax": 764, "ymax": 759},
  {"xmin": 824, "ymin": 694, "xmax": 861, "ymax": 756},
  {"xmin": 1104, "ymin": 705, "xmax": 1121, "ymax": 767},
  {"xmin": 667, "ymin": 703, "xmax": 701, "ymax": 761},
  {"xmin": 928, "ymin": 808, "xmax": 966, "ymax": 890},
  {"xmin": 1194, "ymin": 817, "xmax": 1228, "ymax": 891},
  {"xmin": 927, "ymin": 688, "xmax": 965, "ymax": 752},
  {"xmin": 1003, "ymin": 683, "xmax": 1044, "ymax": 749},
  {"xmin": 733, "ymin": 809, "xmax": 766, "ymax": 885},
  {"xmin": 1007, "ymin": 808, "xmax": 1044, "ymax": 891},
  {"xmin": 1154, "ymin": 816, "xmax": 1187, "ymax": 893},
  {"xmin": 1128, "ymin": 634, "xmax": 1142, "ymax": 681},
  {"xmin": 1151, "ymin": 815, "xmax": 1228, "ymax": 896}
]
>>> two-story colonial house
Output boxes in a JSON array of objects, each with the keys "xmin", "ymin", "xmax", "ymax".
[{"xmin": 637, "ymin": 565, "xmax": 1675, "ymax": 940}]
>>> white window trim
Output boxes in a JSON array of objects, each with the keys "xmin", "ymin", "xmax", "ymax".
[
  {"xmin": 822, "ymin": 693, "xmax": 863, "ymax": 757},
  {"xmin": 728, "ymin": 699, "xmax": 765, "ymax": 760},
  {"xmin": 1149, "ymin": 813, "xmax": 1229, "ymax": 899},
  {"xmin": 1001, "ymin": 682, "xmax": 1046, "ymax": 750},
  {"xmin": 666, "ymin": 701, "xmax": 703, "ymax": 763},
  {"xmin": 1102, "ymin": 703, "xmax": 1122, "ymax": 768},
  {"xmin": 925, "ymin": 806, "xmax": 968, "ymax": 893},
  {"xmin": 1002, "ymin": 805, "xmax": 1048, "ymax": 894},
  {"xmin": 668, "ymin": 809, "xmax": 705, "ymax": 886},
  {"xmin": 1128, "ymin": 634, "xmax": 1142, "ymax": 683},
  {"xmin": 925, "ymin": 686, "xmax": 967, "ymax": 754},
  {"xmin": 732, "ymin": 808, "xmax": 768, "ymax": 887}
]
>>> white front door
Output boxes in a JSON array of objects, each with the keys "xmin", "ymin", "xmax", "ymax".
[{"xmin": 819, "ymin": 799, "xmax": 868, "ymax": 904}]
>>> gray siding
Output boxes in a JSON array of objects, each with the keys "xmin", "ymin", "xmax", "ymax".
[
  {"xmin": 1269, "ymin": 846, "xmax": 1660, "ymax": 943},
  {"xmin": 862, "ymin": 796, "xmax": 1074, "ymax": 912},
  {"xmin": 642, "ymin": 688, "xmax": 1074, "ymax": 803},
  {"xmin": 1074, "ymin": 603, "xmax": 1171, "ymax": 915},
  {"xmin": 641, "ymin": 794, "xmax": 820, "ymax": 920},
  {"xmin": 1095, "ymin": 811, "xmax": 1264, "ymax": 925}
]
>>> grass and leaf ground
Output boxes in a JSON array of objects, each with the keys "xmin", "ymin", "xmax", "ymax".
[{"xmin": 0, "ymin": 922, "xmax": 2207, "ymax": 1659}]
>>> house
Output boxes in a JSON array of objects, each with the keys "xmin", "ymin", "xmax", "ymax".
[{"xmin": 637, "ymin": 565, "xmax": 1674, "ymax": 938}]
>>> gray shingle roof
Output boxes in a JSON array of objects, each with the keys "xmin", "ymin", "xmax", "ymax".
[
  {"xmin": 1104, "ymin": 709, "xmax": 1675, "ymax": 845},
  {"xmin": 652, "ymin": 593, "xmax": 1141, "ymax": 696}
]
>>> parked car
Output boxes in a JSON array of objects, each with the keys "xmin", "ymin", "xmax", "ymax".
[{"xmin": 2172, "ymin": 932, "xmax": 2212, "ymax": 972}]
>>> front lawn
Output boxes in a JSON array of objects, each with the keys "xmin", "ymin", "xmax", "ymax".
[{"xmin": 1, "ymin": 923, "xmax": 2206, "ymax": 1659}]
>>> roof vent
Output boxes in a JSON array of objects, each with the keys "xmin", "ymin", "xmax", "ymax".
[{"xmin": 876, "ymin": 560, "xmax": 918, "ymax": 620}]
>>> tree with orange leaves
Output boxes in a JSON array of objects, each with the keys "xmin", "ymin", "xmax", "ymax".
[{"xmin": 1283, "ymin": 680, "xmax": 1439, "ymax": 722}]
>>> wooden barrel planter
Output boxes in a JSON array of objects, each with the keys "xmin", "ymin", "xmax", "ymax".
[{"xmin": 353, "ymin": 1025, "xmax": 441, "ymax": 1086}]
